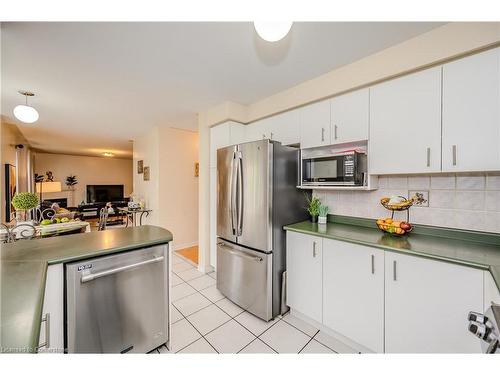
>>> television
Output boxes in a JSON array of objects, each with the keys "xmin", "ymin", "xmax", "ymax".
[{"xmin": 86, "ymin": 185, "xmax": 124, "ymax": 203}]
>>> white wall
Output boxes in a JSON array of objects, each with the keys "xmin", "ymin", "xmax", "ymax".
[
  {"xmin": 314, "ymin": 174, "xmax": 500, "ymax": 233},
  {"xmin": 133, "ymin": 127, "xmax": 160, "ymax": 225},
  {"xmin": 133, "ymin": 126, "xmax": 199, "ymax": 250},
  {"xmin": 34, "ymin": 152, "xmax": 133, "ymax": 206}
]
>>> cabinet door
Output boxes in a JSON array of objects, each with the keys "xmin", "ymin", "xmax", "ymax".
[
  {"xmin": 245, "ymin": 118, "xmax": 271, "ymax": 142},
  {"xmin": 229, "ymin": 122, "xmax": 246, "ymax": 145},
  {"xmin": 442, "ymin": 48, "xmax": 500, "ymax": 172},
  {"xmin": 330, "ymin": 88, "xmax": 369, "ymax": 145},
  {"xmin": 385, "ymin": 252, "xmax": 483, "ymax": 353},
  {"xmin": 38, "ymin": 264, "xmax": 64, "ymax": 353},
  {"xmin": 323, "ymin": 239, "xmax": 384, "ymax": 352},
  {"xmin": 271, "ymin": 109, "xmax": 300, "ymax": 145},
  {"xmin": 299, "ymin": 99, "xmax": 331, "ymax": 149},
  {"xmin": 369, "ymin": 67, "xmax": 442, "ymax": 174},
  {"xmin": 286, "ymin": 231, "xmax": 322, "ymax": 322},
  {"xmin": 210, "ymin": 123, "xmax": 231, "ymax": 168}
]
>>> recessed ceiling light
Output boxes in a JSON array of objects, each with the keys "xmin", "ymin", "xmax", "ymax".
[
  {"xmin": 103, "ymin": 152, "xmax": 114, "ymax": 157},
  {"xmin": 13, "ymin": 91, "xmax": 39, "ymax": 124},
  {"xmin": 254, "ymin": 21, "xmax": 293, "ymax": 42}
]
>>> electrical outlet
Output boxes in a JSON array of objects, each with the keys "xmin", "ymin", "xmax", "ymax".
[{"xmin": 409, "ymin": 190, "xmax": 429, "ymax": 207}]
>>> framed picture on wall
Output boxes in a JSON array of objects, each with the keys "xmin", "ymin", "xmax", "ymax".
[
  {"xmin": 137, "ymin": 160, "xmax": 144, "ymax": 174},
  {"xmin": 4, "ymin": 164, "xmax": 16, "ymax": 222},
  {"xmin": 143, "ymin": 166, "xmax": 150, "ymax": 181}
]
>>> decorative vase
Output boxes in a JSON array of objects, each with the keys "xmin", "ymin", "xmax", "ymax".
[
  {"xmin": 15, "ymin": 209, "xmax": 27, "ymax": 222},
  {"xmin": 310, "ymin": 215, "xmax": 318, "ymax": 223},
  {"xmin": 318, "ymin": 216, "xmax": 327, "ymax": 224}
]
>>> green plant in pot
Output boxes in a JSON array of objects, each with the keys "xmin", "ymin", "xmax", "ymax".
[
  {"xmin": 305, "ymin": 195, "xmax": 321, "ymax": 223},
  {"xmin": 318, "ymin": 204, "xmax": 329, "ymax": 224},
  {"xmin": 12, "ymin": 192, "xmax": 39, "ymax": 223}
]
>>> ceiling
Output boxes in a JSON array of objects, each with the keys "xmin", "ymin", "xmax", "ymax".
[{"xmin": 1, "ymin": 22, "xmax": 443, "ymax": 158}]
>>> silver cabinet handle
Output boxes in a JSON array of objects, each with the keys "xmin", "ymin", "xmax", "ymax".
[
  {"xmin": 452, "ymin": 145, "xmax": 457, "ymax": 166},
  {"xmin": 312, "ymin": 241, "xmax": 317, "ymax": 257},
  {"xmin": 81, "ymin": 256, "xmax": 164, "ymax": 283},
  {"xmin": 371, "ymin": 255, "xmax": 375, "ymax": 274},
  {"xmin": 393, "ymin": 260, "xmax": 397, "ymax": 281},
  {"xmin": 321, "ymin": 128, "xmax": 325, "ymax": 142},
  {"xmin": 37, "ymin": 313, "xmax": 50, "ymax": 350},
  {"xmin": 426, "ymin": 147, "xmax": 430, "ymax": 167},
  {"xmin": 334, "ymin": 124, "xmax": 338, "ymax": 140},
  {"xmin": 218, "ymin": 243, "xmax": 263, "ymax": 262}
]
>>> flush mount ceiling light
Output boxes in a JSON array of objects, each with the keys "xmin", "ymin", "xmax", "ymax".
[
  {"xmin": 13, "ymin": 91, "xmax": 39, "ymax": 124},
  {"xmin": 254, "ymin": 21, "xmax": 293, "ymax": 42},
  {"xmin": 103, "ymin": 152, "xmax": 114, "ymax": 157}
]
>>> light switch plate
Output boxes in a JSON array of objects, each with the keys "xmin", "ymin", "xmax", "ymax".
[{"xmin": 409, "ymin": 190, "xmax": 429, "ymax": 207}]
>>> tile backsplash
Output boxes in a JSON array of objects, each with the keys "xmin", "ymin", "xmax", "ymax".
[{"xmin": 314, "ymin": 174, "xmax": 500, "ymax": 233}]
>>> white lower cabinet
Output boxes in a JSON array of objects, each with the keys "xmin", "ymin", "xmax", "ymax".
[
  {"xmin": 322, "ymin": 238, "xmax": 384, "ymax": 352},
  {"xmin": 384, "ymin": 251, "xmax": 483, "ymax": 353},
  {"xmin": 38, "ymin": 264, "xmax": 64, "ymax": 353},
  {"xmin": 286, "ymin": 231, "xmax": 488, "ymax": 353},
  {"xmin": 286, "ymin": 231, "xmax": 323, "ymax": 323}
]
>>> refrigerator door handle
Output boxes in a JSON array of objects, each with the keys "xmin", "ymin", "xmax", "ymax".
[
  {"xmin": 230, "ymin": 150, "xmax": 238, "ymax": 235},
  {"xmin": 236, "ymin": 151, "xmax": 243, "ymax": 236}
]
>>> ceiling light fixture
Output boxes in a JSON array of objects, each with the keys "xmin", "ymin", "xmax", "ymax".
[
  {"xmin": 13, "ymin": 91, "xmax": 39, "ymax": 124},
  {"xmin": 254, "ymin": 21, "xmax": 293, "ymax": 42},
  {"xmin": 103, "ymin": 152, "xmax": 114, "ymax": 157}
]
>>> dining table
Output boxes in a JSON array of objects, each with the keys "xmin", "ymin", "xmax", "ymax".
[{"xmin": 117, "ymin": 207, "xmax": 152, "ymax": 227}]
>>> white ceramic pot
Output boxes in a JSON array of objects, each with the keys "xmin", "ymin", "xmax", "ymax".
[{"xmin": 318, "ymin": 216, "xmax": 327, "ymax": 224}]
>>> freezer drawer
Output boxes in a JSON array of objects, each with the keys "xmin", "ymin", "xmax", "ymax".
[
  {"xmin": 216, "ymin": 239, "xmax": 273, "ymax": 321},
  {"xmin": 66, "ymin": 245, "xmax": 168, "ymax": 353}
]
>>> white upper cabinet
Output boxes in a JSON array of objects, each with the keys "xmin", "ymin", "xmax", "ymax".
[
  {"xmin": 245, "ymin": 117, "xmax": 272, "ymax": 142},
  {"xmin": 330, "ymin": 88, "xmax": 370, "ymax": 145},
  {"xmin": 286, "ymin": 231, "xmax": 323, "ymax": 323},
  {"xmin": 385, "ymin": 251, "xmax": 483, "ymax": 353},
  {"xmin": 209, "ymin": 121, "xmax": 245, "ymax": 167},
  {"xmin": 323, "ymin": 238, "xmax": 384, "ymax": 353},
  {"xmin": 442, "ymin": 47, "xmax": 500, "ymax": 172},
  {"xmin": 269, "ymin": 109, "xmax": 300, "ymax": 145},
  {"xmin": 299, "ymin": 99, "xmax": 331, "ymax": 149},
  {"xmin": 369, "ymin": 67, "xmax": 442, "ymax": 174}
]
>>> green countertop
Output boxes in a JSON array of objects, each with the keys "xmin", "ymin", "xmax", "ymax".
[
  {"xmin": 284, "ymin": 217, "xmax": 500, "ymax": 292},
  {"xmin": 0, "ymin": 225, "xmax": 173, "ymax": 353}
]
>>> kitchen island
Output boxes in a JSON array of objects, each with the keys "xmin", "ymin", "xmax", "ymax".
[{"xmin": 0, "ymin": 225, "xmax": 173, "ymax": 353}]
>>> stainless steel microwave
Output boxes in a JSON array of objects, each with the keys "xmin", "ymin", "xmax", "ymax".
[{"xmin": 300, "ymin": 150, "xmax": 367, "ymax": 186}]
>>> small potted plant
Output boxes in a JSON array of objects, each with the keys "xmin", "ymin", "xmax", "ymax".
[
  {"xmin": 318, "ymin": 204, "xmax": 329, "ymax": 224},
  {"xmin": 305, "ymin": 195, "xmax": 321, "ymax": 223},
  {"xmin": 12, "ymin": 192, "xmax": 39, "ymax": 223}
]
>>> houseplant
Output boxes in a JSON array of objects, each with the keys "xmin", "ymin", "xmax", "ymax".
[
  {"xmin": 11, "ymin": 192, "xmax": 39, "ymax": 223},
  {"xmin": 318, "ymin": 204, "xmax": 329, "ymax": 224},
  {"xmin": 305, "ymin": 194, "xmax": 321, "ymax": 223},
  {"xmin": 65, "ymin": 175, "xmax": 78, "ymax": 206}
]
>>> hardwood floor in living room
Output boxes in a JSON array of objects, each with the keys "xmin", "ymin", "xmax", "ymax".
[{"xmin": 175, "ymin": 245, "xmax": 199, "ymax": 265}]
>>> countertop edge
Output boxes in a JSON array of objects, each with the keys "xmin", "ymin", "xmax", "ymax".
[{"xmin": 283, "ymin": 224, "xmax": 499, "ymax": 291}]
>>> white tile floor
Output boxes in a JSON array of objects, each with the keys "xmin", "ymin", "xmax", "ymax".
[{"xmin": 151, "ymin": 253, "xmax": 356, "ymax": 354}]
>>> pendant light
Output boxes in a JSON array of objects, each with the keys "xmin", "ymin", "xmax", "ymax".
[
  {"xmin": 254, "ymin": 21, "xmax": 293, "ymax": 42},
  {"xmin": 13, "ymin": 91, "xmax": 39, "ymax": 124}
]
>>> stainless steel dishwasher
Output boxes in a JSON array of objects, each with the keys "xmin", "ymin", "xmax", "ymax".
[{"xmin": 65, "ymin": 245, "xmax": 169, "ymax": 353}]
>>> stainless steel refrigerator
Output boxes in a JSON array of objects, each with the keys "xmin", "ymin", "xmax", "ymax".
[{"xmin": 216, "ymin": 139, "xmax": 308, "ymax": 321}]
